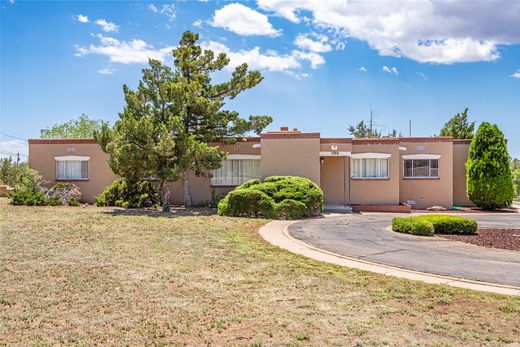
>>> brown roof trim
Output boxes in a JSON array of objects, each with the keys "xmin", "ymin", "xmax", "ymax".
[
  {"xmin": 453, "ymin": 139, "xmax": 472, "ymax": 144},
  {"xmin": 399, "ymin": 137, "xmax": 453, "ymax": 143},
  {"xmin": 352, "ymin": 138, "xmax": 400, "ymax": 145},
  {"xmin": 320, "ymin": 138, "xmax": 353, "ymax": 144},
  {"xmin": 261, "ymin": 132, "xmax": 320, "ymax": 139},
  {"xmin": 29, "ymin": 138, "xmax": 98, "ymax": 144}
]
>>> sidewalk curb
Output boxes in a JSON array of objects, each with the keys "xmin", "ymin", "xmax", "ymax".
[{"xmin": 259, "ymin": 220, "xmax": 520, "ymax": 296}]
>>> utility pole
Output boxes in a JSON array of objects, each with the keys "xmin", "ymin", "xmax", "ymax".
[
  {"xmin": 368, "ymin": 105, "xmax": 378, "ymax": 137},
  {"xmin": 16, "ymin": 152, "xmax": 20, "ymax": 165}
]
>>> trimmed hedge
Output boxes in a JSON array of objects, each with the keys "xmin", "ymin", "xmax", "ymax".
[
  {"xmin": 392, "ymin": 218, "xmax": 434, "ymax": 236},
  {"xmin": 217, "ymin": 189, "xmax": 275, "ymax": 218},
  {"xmin": 95, "ymin": 178, "xmax": 159, "ymax": 208},
  {"xmin": 218, "ymin": 176, "xmax": 324, "ymax": 219},
  {"xmin": 275, "ymin": 199, "xmax": 308, "ymax": 220},
  {"xmin": 392, "ymin": 214, "xmax": 477, "ymax": 236}
]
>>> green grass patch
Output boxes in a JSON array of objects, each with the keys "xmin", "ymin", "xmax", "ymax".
[{"xmin": 1, "ymin": 199, "xmax": 518, "ymax": 346}]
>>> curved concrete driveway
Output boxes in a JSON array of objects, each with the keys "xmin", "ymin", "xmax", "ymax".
[{"xmin": 288, "ymin": 213, "xmax": 520, "ymax": 287}]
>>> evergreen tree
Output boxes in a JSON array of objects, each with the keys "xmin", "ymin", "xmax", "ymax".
[
  {"xmin": 96, "ymin": 31, "xmax": 271, "ymax": 211},
  {"xmin": 466, "ymin": 122, "xmax": 514, "ymax": 209},
  {"xmin": 439, "ymin": 108, "xmax": 475, "ymax": 139}
]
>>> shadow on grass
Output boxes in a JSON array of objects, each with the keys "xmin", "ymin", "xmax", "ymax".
[{"xmin": 101, "ymin": 206, "xmax": 217, "ymax": 218}]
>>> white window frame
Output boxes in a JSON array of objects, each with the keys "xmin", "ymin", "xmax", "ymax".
[
  {"xmin": 351, "ymin": 157, "xmax": 389, "ymax": 179},
  {"xmin": 210, "ymin": 156, "xmax": 261, "ymax": 186},
  {"xmin": 54, "ymin": 156, "xmax": 90, "ymax": 180},
  {"xmin": 403, "ymin": 158, "xmax": 439, "ymax": 178}
]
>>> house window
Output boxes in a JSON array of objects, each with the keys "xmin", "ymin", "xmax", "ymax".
[
  {"xmin": 210, "ymin": 159, "xmax": 260, "ymax": 186},
  {"xmin": 56, "ymin": 160, "xmax": 89, "ymax": 180},
  {"xmin": 404, "ymin": 159, "xmax": 439, "ymax": 178},
  {"xmin": 351, "ymin": 158, "xmax": 389, "ymax": 179}
]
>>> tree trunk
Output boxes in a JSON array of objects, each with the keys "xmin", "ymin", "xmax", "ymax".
[
  {"xmin": 160, "ymin": 178, "xmax": 171, "ymax": 212},
  {"xmin": 183, "ymin": 171, "xmax": 192, "ymax": 207}
]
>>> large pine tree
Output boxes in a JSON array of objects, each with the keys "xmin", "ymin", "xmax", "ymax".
[
  {"xmin": 466, "ymin": 122, "xmax": 514, "ymax": 209},
  {"xmin": 96, "ymin": 31, "xmax": 272, "ymax": 211}
]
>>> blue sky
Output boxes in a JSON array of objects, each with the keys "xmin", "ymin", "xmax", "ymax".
[{"xmin": 1, "ymin": 0, "xmax": 520, "ymax": 160}]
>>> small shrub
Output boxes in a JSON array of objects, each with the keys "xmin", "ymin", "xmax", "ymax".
[
  {"xmin": 414, "ymin": 215, "xmax": 477, "ymax": 234},
  {"xmin": 392, "ymin": 217, "xmax": 434, "ymax": 236},
  {"xmin": 275, "ymin": 199, "xmax": 308, "ymax": 219},
  {"xmin": 392, "ymin": 214, "xmax": 477, "ymax": 236},
  {"xmin": 218, "ymin": 189, "xmax": 275, "ymax": 218},
  {"xmin": 10, "ymin": 191, "xmax": 47, "ymax": 206},
  {"xmin": 68, "ymin": 197, "xmax": 80, "ymax": 206},
  {"xmin": 95, "ymin": 178, "xmax": 160, "ymax": 208},
  {"xmin": 218, "ymin": 176, "xmax": 324, "ymax": 219}
]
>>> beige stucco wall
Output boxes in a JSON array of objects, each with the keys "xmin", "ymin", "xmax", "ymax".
[
  {"xmin": 349, "ymin": 143, "xmax": 401, "ymax": 205},
  {"xmin": 260, "ymin": 137, "xmax": 320, "ymax": 185},
  {"xmin": 453, "ymin": 143, "xmax": 473, "ymax": 206},
  {"xmin": 29, "ymin": 141, "xmax": 118, "ymax": 203},
  {"xmin": 399, "ymin": 141, "xmax": 454, "ymax": 209}
]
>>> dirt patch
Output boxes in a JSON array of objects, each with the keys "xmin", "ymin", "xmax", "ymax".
[{"xmin": 441, "ymin": 228, "xmax": 520, "ymax": 251}]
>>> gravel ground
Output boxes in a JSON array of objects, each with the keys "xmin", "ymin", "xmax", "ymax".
[{"xmin": 441, "ymin": 228, "xmax": 520, "ymax": 251}]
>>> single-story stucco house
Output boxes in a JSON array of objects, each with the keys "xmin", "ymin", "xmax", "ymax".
[{"xmin": 28, "ymin": 126, "xmax": 474, "ymax": 210}]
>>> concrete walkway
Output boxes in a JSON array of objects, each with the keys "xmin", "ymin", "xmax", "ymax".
[{"xmin": 259, "ymin": 218, "xmax": 520, "ymax": 296}]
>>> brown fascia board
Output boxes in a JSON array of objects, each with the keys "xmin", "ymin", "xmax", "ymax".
[
  {"xmin": 399, "ymin": 137, "xmax": 454, "ymax": 143},
  {"xmin": 453, "ymin": 139, "xmax": 472, "ymax": 144},
  {"xmin": 320, "ymin": 138, "xmax": 353, "ymax": 144},
  {"xmin": 28, "ymin": 138, "xmax": 98, "ymax": 144},
  {"xmin": 261, "ymin": 132, "xmax": 320, "ymax": 139},
  {"xmin": 352, "ymin": 138, "xmax": 400, "ymax": 145}
]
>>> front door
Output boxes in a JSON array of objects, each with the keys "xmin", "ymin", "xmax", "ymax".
[{"xmin": 320, "ymin": 156, "xmax": 349, "ymax": 205}]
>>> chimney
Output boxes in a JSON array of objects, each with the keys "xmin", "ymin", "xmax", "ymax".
[{"xmin": 280, "ymin": 126, "xmax": 289, "ymax": 132}]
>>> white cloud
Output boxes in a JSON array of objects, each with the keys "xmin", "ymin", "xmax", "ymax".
[
  {"xmin": 0, "ymin": 140, "xmax": 27, "ymax": 161},
  {"xmin": 258, "ymin": 0, "xmax": 520, "ymax": 64},
  {"xmin": 202, "ymin": 41, "xmax": 299, "ymax": 71},
  {"xmin": 98, "ymin": 67, "xmax": 114, "ymax": 75},
  {"xmin": 76, "ymin": 14, "xmax": 89, "ymax": 23},
  {"xmin": 193, "ymin": 19, "xmax": 203, "ymax": 28},
  {"xmin": 382, "ymin": 66, "xmax": 398, "ymax": 75},
  {"xmin": 417, "ymin": 71, "xmax": 427, "ymax": 80},
  {"xmin": 511, "ymin": 69, "xmax": 520, "ymax": 78},
  {"xmin": 359, "ymin": 66, "xmax": 367, "ymax": 72},
  {"xmin": 291, "ymin": 50, "xmax": 325, "ymax": 69},
  {"xmin": 160, "ymin": 4, "xmax": 176, "ymax": 22},
  {"xmin": 95, "ymin": 19, "xmax": 119, "ymax": 33},
  {"xmin": 75, "ymin": 34, "xmax": 174, "ymax": 64},
  {"xmin": 212, "ymin": 3, "xmax": 281, "ymax": 36},
  {"xmin": 148, "ymin": 4, "xmax": 176, "ymax": 22},
  {"xmin": 294, "ymin": 33, "xmax": 332, "ymax": 53}
]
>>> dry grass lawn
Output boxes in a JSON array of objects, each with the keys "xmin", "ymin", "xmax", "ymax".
[{"xmin": 1, "ymin": 198, "xmax": 519, "ymax": 346}]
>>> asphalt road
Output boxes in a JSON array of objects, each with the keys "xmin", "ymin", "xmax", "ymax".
[{"xmin": 289, "ymin": 213, "xmax": 520, "ymax": 286}]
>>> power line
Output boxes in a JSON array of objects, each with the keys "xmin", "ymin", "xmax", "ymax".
[{"xmin": 0, "ymin": 132, "xmax": 28, "ymax": 141}]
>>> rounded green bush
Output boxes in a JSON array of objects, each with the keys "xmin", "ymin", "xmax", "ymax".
[
  {"xmin": 96, "ymin": 178, "xmax": 159, "ymax": 208},
  {"xmin": 217, "ymin": 189, "xmax": 275, "ymax": 218},
  {"xmin": 392, "ymin": 218, "xmax": 434, "ymax": 236},
  {"xmin": 218, "ymin": 176, "xmax": 324, "ymax": 219},
  {"xmin": 392, "ymin": 214, "xmax": 477, "ymax": 236},
  {"xmin": 275, "ymin": 199, "xmax": 308, "ymax": 219}
]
